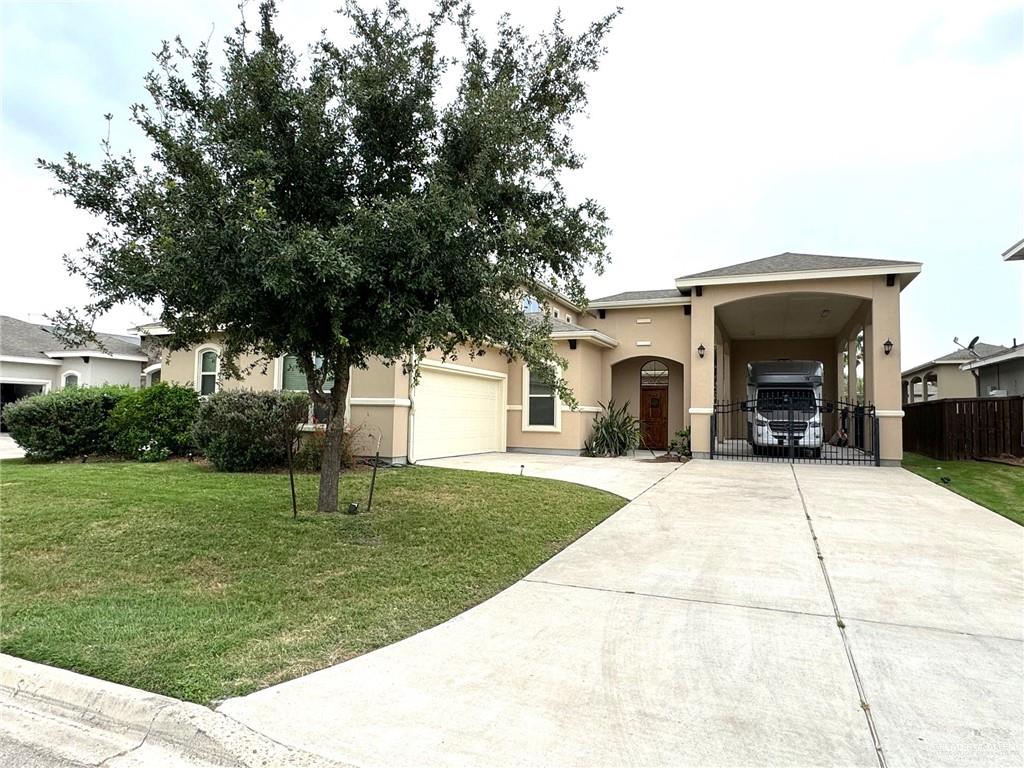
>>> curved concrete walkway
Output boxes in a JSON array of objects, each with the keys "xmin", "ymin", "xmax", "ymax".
[{"xmin": 219, "ymin": 457, "xmax": 1023, "ymax": 768}]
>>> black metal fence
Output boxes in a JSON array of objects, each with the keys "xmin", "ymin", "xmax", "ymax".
[{"xmin": 711, "ymin": 397, "xmax": 879, "ymax": 465}]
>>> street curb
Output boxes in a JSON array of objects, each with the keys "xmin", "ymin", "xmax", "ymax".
[{"xmin": 0, "ymin": 653, "xmax": 350, "ymax": 767}]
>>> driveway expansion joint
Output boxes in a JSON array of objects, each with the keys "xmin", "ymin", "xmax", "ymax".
[
  {"xmin": 521, "ymin": 577, "xmax": 836, "ymax": 621},
  {"xmin": 791, "ymin": 465, "xmax": 888, "ymax": 768}
]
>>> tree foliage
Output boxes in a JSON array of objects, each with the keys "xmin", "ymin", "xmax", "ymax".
[{"xmin": 40, "ymin": 0, "xmax": 618, "ymax": 510}]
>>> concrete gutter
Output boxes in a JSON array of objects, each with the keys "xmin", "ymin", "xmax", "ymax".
[{"xmin": 0, "ymin": 653, "xmax": 351, "ymax": 767}]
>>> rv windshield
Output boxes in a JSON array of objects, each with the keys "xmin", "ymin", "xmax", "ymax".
[{"xmin": 756, "ymin": 388, "xmax": 817, "ymax": 415}]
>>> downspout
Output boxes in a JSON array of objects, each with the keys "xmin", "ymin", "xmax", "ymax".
[{"xmin": 406, "ymin": 351, "xmax": 418, "ymax": 465}]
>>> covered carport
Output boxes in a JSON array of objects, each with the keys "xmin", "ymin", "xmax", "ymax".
[{"xmin": 681, "ymin": 253, "xmax": 921, "ymax": 466}]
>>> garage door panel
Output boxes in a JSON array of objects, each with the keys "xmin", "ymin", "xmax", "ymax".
[{"xmin": 414, "ymin": 368, "xmax": 504, "ymax": 461}]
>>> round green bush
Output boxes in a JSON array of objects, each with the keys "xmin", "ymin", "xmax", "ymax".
[
  {"xmin": 192, "ymin": 390, "xmax": 310, "ymax": 472},
  {"xmin": 107, "ymin": 383, "xmax": 200, "ymax": 461},
  {"xmin": 2, "ymin": 385, "xmax": 133, "ymax": 460}
]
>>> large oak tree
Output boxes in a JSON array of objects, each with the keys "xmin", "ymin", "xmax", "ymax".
[{"xmin": 42, "ymin": 0, "xmax": 617, "ymax": 512}]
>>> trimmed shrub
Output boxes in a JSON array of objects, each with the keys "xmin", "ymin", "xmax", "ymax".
[
  {"xmin": 293, "ymin": 426, "xmax": 359, "ymax": 472},
  {"xmin": 108, "ymin": 383, "xmax": 200, "ymax": 461},
  {"xmin": 193, "ymin": 390, "xmax": 311, "ymax": 472},
  {"xmin": 2, "ymin": 385, "xmax": 133, "ymax": 460}
]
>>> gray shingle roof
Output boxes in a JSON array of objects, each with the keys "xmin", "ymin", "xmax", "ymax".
[
  {"xmin": 525, "ymin": 313, "xmax": 591, "ymax": 333},
  {"xmin": 589, "ymin": 288, "xmax": 684, "ymax": 303},
  {"xmin": 0, "ymin": 315, "xmax": 143, "ymax": 359},
  {"xmin": 678, "ymin": 252, "xmax": 921, "ymax": 281},
  {"xmin": 930, "ymin": 343, "xmax": 1008, "ymax": 364}
]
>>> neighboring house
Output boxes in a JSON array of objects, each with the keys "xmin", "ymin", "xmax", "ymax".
[
  {"xmin": 0, "ymin": 315, "xmax": 150, "ymax": 426},
  {"xmin": 959, "ymin": 341, "xmax": 1024, "ymax": 397},
  {"xmin": 1002, "ymin": 237, "xmax": 1023, "ymax": 261},
  {"xmin": 901, "ymin": 343, "xmax": 1008, "ymax": 404},
  {"xmin": 142, "ymin": 252, "xmax": 919, "ymax": 466}
]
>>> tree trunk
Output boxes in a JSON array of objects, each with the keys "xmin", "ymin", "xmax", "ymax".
[{"xmin": 316, "ymin": 358, "xmax": 350, "ymax": 514}]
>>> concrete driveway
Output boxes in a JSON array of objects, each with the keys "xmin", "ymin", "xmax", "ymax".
[
  {"xmin": 0, "ymin": 433, "xmax": 25, "ymax": 460},
  {"xmin": 219, "ymin": 457, "xmax": 1023, "ymax": 768}
]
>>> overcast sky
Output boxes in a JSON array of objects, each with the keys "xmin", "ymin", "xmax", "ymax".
[{"xmin": 2, "ymin": 0, "xmax": 1021, "ymax": 368}]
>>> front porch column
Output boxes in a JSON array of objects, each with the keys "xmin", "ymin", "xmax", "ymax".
[
  {"xmin": 870, "ymin": 283, "xmax": 903, "ymax": 464},
  {"xmin": 689, "ymin": 293, "xmax": 715, "ymax": 458},
  {"xmin": 835, "ymin": 345, "xmax": 846, "ymax": 402},
  {"xmin": 846, "ymin": 336, "xmax": 859, "ymax": 404}
]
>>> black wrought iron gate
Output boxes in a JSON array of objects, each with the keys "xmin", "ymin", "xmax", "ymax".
[{"xmin": 711, "ymin": 397, "xmax": 880, "ymax": 466}]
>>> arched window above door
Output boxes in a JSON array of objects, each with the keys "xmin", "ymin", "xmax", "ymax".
[{"xmin": 641, "ymin": 360, "xmax": 669, "ymax": 388}]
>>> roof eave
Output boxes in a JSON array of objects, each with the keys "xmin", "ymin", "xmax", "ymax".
[
  {"xmin": 1002, "ymin": 237, "xmax": 1024, "ymax": 261},
  {"xmin": 588, "ymin": 296, "xmax": 691, "ymax": 310},
  {"xmin": 550, "ymin": 330, "xmax": 618, "ymax": 349},
  {"xmin": 45, "ymin": 351, "xmax": 149, "ymax": 363},
  {"xmin": 0, "ymin": 354, "xmax": 62, "ymax": 366},
  {"xmin": 675, "ymin": 263, "xmax": 923, "ymax": 290},
  {"xmin": 960, "ymin": 346, "xmax": 1024, "ymax": 370}
]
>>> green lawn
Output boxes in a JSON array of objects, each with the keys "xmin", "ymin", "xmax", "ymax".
[
  {"xmin": 902, "ymin": 452, "xmax": 1024, "ymax": 526},
  {"xmin": 0, "ymin": 460, "xmax": 624, "ymax": 704}
]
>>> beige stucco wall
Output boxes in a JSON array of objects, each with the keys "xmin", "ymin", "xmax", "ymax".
[
  {"xmin": 902, "ymin": 365, "xmax": 977, "ymax": 402},
  {"xmin": 585, "ymin": 305, "xmax": 691, "ymax": 368},
  {"xmin": 161, "ymin": 335, "xmax": 275, "ymax": 392},
  {"xmin": 610, "ymin": 356, "xmax": 686, "ymax": 441}
]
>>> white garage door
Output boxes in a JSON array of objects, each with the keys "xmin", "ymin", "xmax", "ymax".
[{"xmin": 413, "ymin": 366, "xmax": 505, "ymax": 461}]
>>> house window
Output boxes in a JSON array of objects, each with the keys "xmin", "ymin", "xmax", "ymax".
[
  {"xmin": 528, "ymin": 369, "xmax": 556, "ymax": 426},
  {"xmin": 565, "ymin": 314, "xmax": 573, "ymax": 325},
  {"xmin": 281, "ymin": 354, "xmax": 333, "ymax": 393},
  {"xmin": 641, "ymin": 360, "xmax": 669, "ymax": 388},
  {"xmin": 199, "ymin": 350, "xmax": 218, "ymax": 395},
  {"xmin": 553, "ymin": 309, "xmax": 560, "ymax": 319},
  {"xmin": 521, "ymin": 296, "xmax": 541, "ymax": 313},
  {"xmin": 62, "ymin": 372, "xmax": 79, "ymax": 389}
]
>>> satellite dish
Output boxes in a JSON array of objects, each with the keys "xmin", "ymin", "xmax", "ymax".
[{"xmin": 967, "ymin": 336, "xmax": 979, "ymax": 350}]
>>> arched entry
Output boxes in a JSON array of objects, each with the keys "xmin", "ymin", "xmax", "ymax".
[{"xmin": 640, "ymin": 361, "xmax": 669, "ymax": 449}]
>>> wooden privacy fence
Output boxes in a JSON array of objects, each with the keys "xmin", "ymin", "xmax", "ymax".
[{"xmin": 903, "ymin": 396, "xmax": 1024, "ymax": 461}]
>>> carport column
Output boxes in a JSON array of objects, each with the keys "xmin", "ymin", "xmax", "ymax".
[
  {"xmin": 846, "ymin": 336, "xmax": 858, "ymax": 404},
  {"xmin": 689, "ymin": 289, "xmax": 715, "ymax": 458},
  {"xmin": 835, "ymin": 345, "xmax": 846, "ymax": 402},
  {"xmin": 870, "ymin": 281, "xmax": 903, "ymax": 465}
]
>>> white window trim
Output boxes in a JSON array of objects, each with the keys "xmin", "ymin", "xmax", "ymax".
[
  {"xmin": 565, "ymin": 314, "xmax": 573, "ymax": 325},
  {"xmin": 521, "ymin": 363, "xmax": 561, "ymax": 433},
  {"xmin": 61, "ymin": 370, "xmax": 83, "ymax": 389},
  {"xmin": 194, "ymin": 344, "xmax": 221, "ymax": 395}
]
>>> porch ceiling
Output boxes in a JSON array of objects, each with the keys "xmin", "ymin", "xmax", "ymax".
[{"xmin": 716, "ymin": 293, "xmax": 864, "ymax": 340}]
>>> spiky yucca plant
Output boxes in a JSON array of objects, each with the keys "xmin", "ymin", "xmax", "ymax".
[{"xmin": 587, "ymin": 399, "xmax": 641, "ymax": 457}]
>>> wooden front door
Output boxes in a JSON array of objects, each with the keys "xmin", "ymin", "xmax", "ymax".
[{"xmin": 640, "ymin": 387, "xmax": 669, "ymax": 449}]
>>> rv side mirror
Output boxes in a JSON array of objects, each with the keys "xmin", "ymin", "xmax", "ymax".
[
  {"xmin": 824, "ymin": 403, "xmax": 835, "ymax": 414},
  {"xmin": 740, "ymin": 402, "xmax": 751, "ymax": 412}
]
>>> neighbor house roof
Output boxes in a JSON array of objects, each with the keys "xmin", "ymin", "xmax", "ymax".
[
  {"xmin": 959, "ymin": 343, "xmax": 1024, "ymax": 372},
  {"xmin": 0, "ymin": 315, "xmax": 148, "ymax": 363},
  {"xmin": 1002, "ymin": 237, "xmax": 1024, "ymax": 261},
  {"xmin": 675, "ymin": 252, "xmax": 922, "ymax": 289},
  {"xmin": 902, "ymin": 342, "xmax": 1009, "ymax": 377}
]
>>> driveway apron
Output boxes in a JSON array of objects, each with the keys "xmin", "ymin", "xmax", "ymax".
[{"xmin": 218, "ymin": 457, "xmax": 1023, "ymax": 768}]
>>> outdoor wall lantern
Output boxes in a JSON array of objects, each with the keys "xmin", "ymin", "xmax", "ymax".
[
  {"xmin": 697, "ymin": 343, "xmax": 706, "ymax": 359},
  {"xmin": 883, "ymin": 338, "xmax": 894, "ymax": 356}
]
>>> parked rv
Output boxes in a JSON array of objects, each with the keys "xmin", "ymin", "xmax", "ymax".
[{"xmin": 745, "ymin": 360, "xmax": 825, "ymax": 457}]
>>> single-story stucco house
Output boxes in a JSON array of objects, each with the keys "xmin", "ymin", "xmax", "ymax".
[
  {"xmin": 959, "ymin": 342, "xmax": 1024, "ymax": 397},
  {"xmin": 139, "ymin": 252, "xmax": 920, "ymax": 466},
  {"xmin": 0, "ymin": 315, "xmax": 152, "ymax": 426},
  {"xmin": 901, "ymin": 342, "xmax": 1008, "ymax": 404}
]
